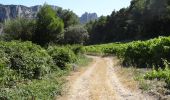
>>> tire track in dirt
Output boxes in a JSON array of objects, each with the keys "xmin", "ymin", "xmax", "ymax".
[
  {"xmin": 106, "ymin": 57, "xmax": 155, "ymax": 100},
  {"xmin": 58, "ymin": 56, "xmax": 155, "ymax": 100}
]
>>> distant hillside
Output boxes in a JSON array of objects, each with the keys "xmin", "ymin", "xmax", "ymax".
[
  {"xmin": 0, "ymin": 4, "xmax": 58, "ymax": 22},
  {"xmin": 80, "ymin": 12, "xmax": 98, "ymax": 24},
  {"xmin": 0, "ymin": 4, "xmax": 98, "ymax": 24}
]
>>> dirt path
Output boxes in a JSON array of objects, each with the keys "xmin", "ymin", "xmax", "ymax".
[{"xmin": 58, "ymin": 56, "xmax": 155, "ymax": 100}]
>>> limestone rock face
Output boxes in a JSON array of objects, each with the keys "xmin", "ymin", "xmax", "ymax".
[
  {"xmin": 80, "ymin": 12, "xmax": 98, "ymax": 24},
  {"xmin": 0, "ymin": 4, "xmax": 59, "ymax": 22}
]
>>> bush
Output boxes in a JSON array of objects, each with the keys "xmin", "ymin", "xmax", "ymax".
[
  {"xmin": 85, "ymin": 36, "xmax": 170, "ymax": 68},
  {"xmin": 4, "ymin": 18, "xmax": 35, "ymax": 41},
  {"xmin": 144, "ymin": 61, "xmax": 170, "ymax": 87},
  {"xmin": 123, "ymin": 41, "xmax": 152, "ymax": 67},
  {"xmin": 0, "ymin": 49, "xmax": 18, "ymax": 87},
  {"xmin": 0, "ymin": 41, "xmax": 83, "ymax": 99},
  {"xmin": 47, "ymin": 46, "xmax": 77, "ymax": 69},
  {"xmin": 0, "ymin": 41, "xmax": 54, "ymax": 84},
  {"xmin": 68, "ymin": 45, "xmax": 84, "ymax": 55},
  {"xmin": 64, "ymin": 25, "xmax": 89, "ymax": 44},
  {"xmin": 0, "ymin": 72, "xmax": 65, "ymax": 100}
]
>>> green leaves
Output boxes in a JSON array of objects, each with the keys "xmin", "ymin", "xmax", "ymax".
[
  {"xmin": 144, "ymin": 64, "xmax": 170, "ymax": 86},
  {"xmin": 4, "ymin": 18, "xmax": 35, "ymax": 41},
  {"xmin": 64, "ymin": 25, "xmax": 89, "ymax": 44},
  {"xmin": 34, "ymin": 4, "xmax": 64, "ymax": 46},
  {"xmin": 0, "ymin": 41, "xmax": 54, "ymax": 82},
  {"xmin": 85, "ymin": 36, "xmax": 170, "ymax": 87},
  {"xmin": 56, "ymin": 8, "xmax": 79, "ymax": 28},
  {"xmin": 85, "ymin": 36, "xmax": 170, "ymax": 68},
  {"xmin": 48, "ymin": 46, "xmax": 77, "ymax": 70},
  {"xmin": 0, "ymin": 41, "xmax": 85, "ymax": 99}
]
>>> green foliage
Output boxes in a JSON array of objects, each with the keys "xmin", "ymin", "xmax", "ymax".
[
  {"xmin": 0, "ymin": 34, "xmax": 15, "ymax": 41},
  {"xmin": 85, "ymin": 36, "xmax": 170, "ymax": 89},
  {"xmin": 34, "ymin": 4, "xmax": 64, "ymax": 46},
  {"xmin": 47, "ymin": 46, "xmax": 77, "ymax": 69},
  {"xmin": 0, "ymin": 41, "xmax": 54, "ymax": 87},
  {"xmin": 74, "ymin": 54, "xmax": 92, "ymax": 67},
  {"xmin": 4, "ymin": 18, "xmax": 35, "ymax": 41},
  {"xmin": 64, "ymin": 25, "xmax": 89, "ymax": 44},
  {"xmin": 0, "ymin": 48, "xmax": 20, "ymax": 87},
  {"xmin": 0, "ymin": 23, "xmax": 3, "ymax": 34},
  {"xmin": 56, "ymin": 8, "xmax": 80, "ymax": 28},
  {"xmin": 138, "ymin": 79, "xmax": 151, "ymax": 91},
  {"xmin": 71, "ymin": 45, "xmax": 85, "ymax": 55},
  {"xmin": 0, "ymin": 71, "xmax": 66, "ymax": 100},
  {"xmin": 85, "ymin": 36, "xmax": 170, "ymax": 68},
  {"xmin": 84, "ymin": 43, "xmax": 121, "ymax": 55},
  {"xmin": 144, "ymin": 61, "xmax": 170, "ymax": 87},
  {"xmin": 85, "ymin": 0, "xmax": 170, "ymax": 45},
  {"xmin": 0, "ymin": 41, "xmax": 91, "ymax": 99},
  {"xmin": 86, "ymin": 16, "xmax": 107, "ymax": 44}
]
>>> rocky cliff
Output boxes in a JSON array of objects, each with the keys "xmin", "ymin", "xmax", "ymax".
[
  {"xmin": 80, "ymin": 12, "xmax": 98, "ymax": 24},
  {"xmin": 0, "ymin": 4, "xmax": 98, "ymax": 24},
  {"xmin": 0, "ymin": 4, "xmax": 59, "ymax": 22}
]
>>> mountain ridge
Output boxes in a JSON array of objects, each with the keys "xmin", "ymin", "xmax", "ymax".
[{"xmin": 0, "ymin": 4, "xmax": 98, "ymax": 24}]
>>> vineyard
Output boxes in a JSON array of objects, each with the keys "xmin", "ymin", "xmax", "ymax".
[
  {"xmin": 1, "ymin": 37, "xmax": 170, "ymax": 99},
  {"xmin": 84, "ymin": 36, "xmax": 170, "ymax": 87},
  {"xmin": 1, "ymin": 0, "xmax": 170, "ymax": 99}
]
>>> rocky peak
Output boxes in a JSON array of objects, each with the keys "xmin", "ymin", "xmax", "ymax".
[
  {"xmin": 0, "ymin": 4, "xmax": 58, "ymax": 22},
  {"xmin": 80, "ymin": 12, "xmax": 98, "ymax": 24}
]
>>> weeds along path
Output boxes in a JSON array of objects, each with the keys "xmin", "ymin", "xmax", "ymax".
[{"xmin": 58, "ymin": 56, "xmax": 155, "ymax": 100}]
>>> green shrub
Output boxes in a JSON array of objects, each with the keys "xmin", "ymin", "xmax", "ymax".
[
  {"xmin": 144, "ymin": 61, "xmax": 170, "ymax": 87},
  {"xmin": 4, "ymin": 18, "xmax": 35, "ymax": 41},
  {"xmin": 0, "ymin": 72, "xmax": 65, "ymax": 100},
  {"xmin": 0, "ymin": 50, "xmax": 18, "ymax": 87},
  {"xmin": 70, "ymin": 45, "xmax": 84, "ymax": 55},
  {"xmin": 47, "ymin": 46, "xmax": 77, "ymax": 69},
  {"xmin": 0, "ymin": 41, "xmax": 54, "ymax": 83},
  {"xmin": 64, "ymin": 25, "xmax": 89, "ymax": 44},
  {"xmin": 0, "ymin": 41, "xmax": 84, "ymax": 99},
  {"xmin": 123, "ymin": 41, "xmax": 151, "ymax": 67},
  {"xmin": 85, "ymin": 36, "xmax": 170, "ymax": 68},
  {"xmin": 85, "ymin": 36, "xmax": 170, "ymax": 89}
]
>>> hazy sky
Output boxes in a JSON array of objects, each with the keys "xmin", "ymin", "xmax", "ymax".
[{"xmin": 0, "ymin": 0, "xmax": 132, "ymax": 16}]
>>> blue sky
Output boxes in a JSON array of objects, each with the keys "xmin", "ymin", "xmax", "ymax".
[{"xmin": 0, "ymin": 0, "xmax": 132, "ymax": 16}]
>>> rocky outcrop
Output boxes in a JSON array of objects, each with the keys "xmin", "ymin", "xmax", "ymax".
[
  {"xmin": 0, "ymin": 4, "xmax": 59, "ymax": 22},
  {"xmin": 0, "ymin": 4, "xmax": 98, "ymax": 24},
  {"xmin": 80, "ymin": 12, "xmax": 98, "ymax": 24}
]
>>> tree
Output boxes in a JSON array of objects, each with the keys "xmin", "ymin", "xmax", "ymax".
[
  {"xmin": 0, "ymin": 23, "xmax": 3, "ymax": 34},
  {"xmin": 85, "ymin": 0, "xmax": 170, "ymax": 44},
  {"xmin": 87, "ymin": 16, "xmax": 107, "ymax": 44},
  {"xmin": 85, "ymin": 20, "xmax": 95, "ymax": 34},
  {"xmin": 34, "ymin": 4, "xmax": 64, "ymax": 46},
  {"xmin": 64, "ymin": 25, "xmax": 89, "ymax": 44},
  {"xmin": 4, "ymin": 18, "xmax": 35, "ymax": 41},
  {"xmin": 136, "ymin": 0, "xmax": 170, "ymax": 38},
  {"xmin": 56, "ymin": 8, "xmax": 79, "ymax": 28}
]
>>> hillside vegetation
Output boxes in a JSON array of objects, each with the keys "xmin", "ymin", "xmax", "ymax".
[
  {"xmin": 1, "ymin": 0, "xmax": 170, "ymax": 99},
  {"xmin": 0, "ymin": 41, "xmax": 89, "ymax": 99},
  {"xmin": 84, "ymin": 36, "xmax": 170, "ymax": 87}
]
